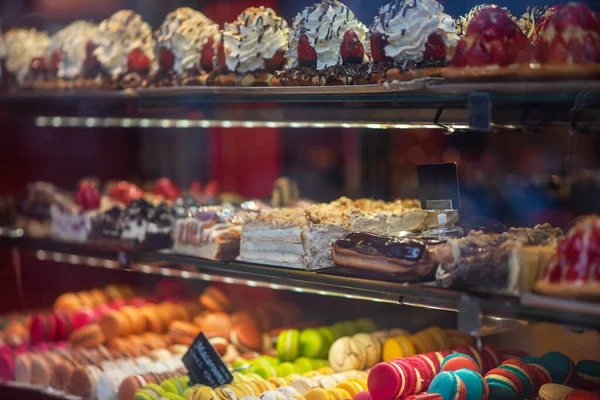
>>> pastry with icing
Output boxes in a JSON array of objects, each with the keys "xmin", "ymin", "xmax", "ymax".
[
  {"xmin": 274, "ymin": 0, "xmax": 369, "ymax": 86},
  {"xmin": 3, "ymin": 28, "xmax": 50, "ymax": 89}
]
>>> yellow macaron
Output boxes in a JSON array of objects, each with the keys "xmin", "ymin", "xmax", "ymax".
[
  {"xmin": 336, "ymin": 381, "xmax": 363, "ymax": 398},
  {"xmin": 305, "ymin": 388, "xmax": 335, "ymax": 400},
  {"xmin": 383, "ymin": 336, "xmax": 416, "ymax": 361},
  {"xmin": 327, "ymin": 388, "xmax": 351, "ymax": 400}
]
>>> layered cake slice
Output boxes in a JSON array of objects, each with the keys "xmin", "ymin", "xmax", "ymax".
[
  {"xmin": 172, "ymin": 206, "xmax": 242, "ymax": 261},
  {"xmin": 238, "ymin": 208, "xmax": 307, "ymax": 268}
]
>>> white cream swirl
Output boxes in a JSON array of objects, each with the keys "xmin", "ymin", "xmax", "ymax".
[
  {"xmin": 372, "ymin": 0, "xmax": 459, "ymax": 63},
  {"xmin": 49, "ymin": 21, "xmax": 98, "ymax": 80},
  {"xmin": 287, "ymin": 0, "xmax": 369, "ymax": 70},
  {"xmin": 93, "ymin": 10, "xmax": 156, "ymax": 77},
  {"xmin": 4, "ymin": 28, "xmax": 50, "ymax": 83},
  {"xmin": 222, "ymin": 7, "xmax": 289, "ymax": 73},
  {"xmin": 155, "ymin": 7, "xmax": 220, "ymax": 74}
]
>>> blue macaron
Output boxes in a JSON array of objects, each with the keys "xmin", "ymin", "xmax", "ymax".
[
  {"xmin": 429, "ymin": 371, "xmax": 462, "ymax": 400},
  {"xmin": 576, "ymin": 360, "xmax": 600, "ymax": 390},
  {"xmin": 500, "ymin": 365, "xmax": 533, "ymax": 398},
  {"xmin": 541, "ymin": 352, "xmax": 574, "ymax": 384},
  {"xmin": 455, "ymin": 369, "xmax": 488, "ymax": 400},
  {"xmin": 485, "ymin": 375, "xmax": 519, "ymax": 400}
]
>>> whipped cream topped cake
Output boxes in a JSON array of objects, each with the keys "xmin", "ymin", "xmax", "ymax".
[
  {"xmin": 46, "ymin": 21, "xmax": 99, "ymax": 88},
  {"xmin": 3, "ymin": 28, "xmax": 50, "ymax": 88},
  {"xmin": 209, "ymin": 7, "xmax": 289, "ymax": 86},
  {"xmin": 172, "ymin": 205, "xmax": 242, "ymax": 260},
  {"xmin": 154, "ymin": 7, "xmax": 220, "ymax": 86},
  {"xmin": 94, "ymin": 10, "xmax": 156, "ymax": 89},
  {"xmin": 276, "ymin": 0, "xmax": 369, "ymax": 86},
  {"xmin": 239, "ymin": 197, "xmax": 458, "ymax": 270},
  {"xmin": 357, "ymin": 0, "xmax": 459, "ymax": 84}
]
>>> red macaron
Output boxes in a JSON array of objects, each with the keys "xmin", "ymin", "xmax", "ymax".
[
  {"xmin": 405, "ymin": 356, "xmax": 435, "ymax": 391},
  {"xmin": 455, "ymin": 345, "xmax": 484, "ymax": 372},
  {"xmin": 71, "ymin": 307, "xmax": 95, "ymax": 330},
  {"xmin": 368, "ymin": 361, "xmax": 410, "ymax": 400},
  {"xmin": 485, "ymin": 368, "xmax": 524, "ymax": 395},
  {"xmin": 393, "ymin": 359, "xmax": 420, "ymax": 396},
  {"xmin": 54, "ymin": 312, "xmax": 73, "ymax": 341},
  {"xmin": 441, "ymin": 353, "xmax": 481, "ymax": 373},
  {"xmin": 30, "ymin": 314, "xmax": 58, "ymax": 344}
]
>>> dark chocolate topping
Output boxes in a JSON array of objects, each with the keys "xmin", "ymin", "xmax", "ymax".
[{"xmin": 335, "ymin": 232, "xmax": 430, "ymax": 260}]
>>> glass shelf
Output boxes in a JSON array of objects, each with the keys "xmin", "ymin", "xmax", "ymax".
[
  {"xmin": 2, "ymin": 235, "xmax": 599, "ymax": 332},
  {"xmin": 1, "ymin": 80, "xmax": 598, "ymax": 132}
]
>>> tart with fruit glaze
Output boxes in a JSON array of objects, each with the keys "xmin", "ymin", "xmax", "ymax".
[
  {"xmin": 41, "ymin": 21, "xmax": 99, "ymax": 89},
  {"xmin": 208, "ymin": 7, "xmax": 288, "ymax": 87},
  {"xmin": 153, "ymin": 7, "xmax": 219, "ymax": 87},
  {"xmin": 455, "ymin": 4, "xmax": 516, "ymax": 36},
  {"xmin": 94, "ymin": 10, "xmax": 157, "ymax": 89},
  {"xmin": 535, "ymin": 215, "xmax": 600, "ymax": 302},
  {"xmin": 3, "ymin": 28, "xmax": 50, "ymax": 89},
  {"xmin": 357, "ymin": 0, "xmax": 459, "ymax": 84},
  {"xmin": 442, "ymin": 5, "xmax": 535, "ymax": 80},
  {"xmin": 518, "ymin": 5, "xmax": 550, "ymax": 39},
  {"xmin": 526, "ymin": 2, "xmax": 600, "ymax": 79},
  {"xmin": 274, "ymin": 0, "xmax": 369, "ymax": 86}
]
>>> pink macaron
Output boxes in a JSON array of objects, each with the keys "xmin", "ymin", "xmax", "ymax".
[
  {"xmin": 405, "ymin": 356, "xmax": 435, "ymax": 391},
  {"xmin": 71, "ymin": 307, "xmax": 95, "ymax": 330},
  {"xmin": 368, "ymin": 361, "xmax": 410, "ymax": 400}
]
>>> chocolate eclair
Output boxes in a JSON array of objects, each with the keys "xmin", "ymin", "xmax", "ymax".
[{"xmin": 332, "ymin": 232, "xmax": 444, "ymax": 278}]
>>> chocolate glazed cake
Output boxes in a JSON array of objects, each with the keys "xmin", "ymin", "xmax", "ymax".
[{"xmin": 332, "ymin": 232, "xmax": 445, "ymax": 279}]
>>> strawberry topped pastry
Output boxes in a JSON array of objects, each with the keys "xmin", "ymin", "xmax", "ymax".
[
  {"xmin": 44, "ymin": 21, "xmax": 99, "ymax": 89},
  {"xmin": 208, "ymin": 7, "xmax": 289, "ymax": 87},
  {"xmin": 357, "ymin": 0, "xmax": 459, "ymax": 84},
  {"xmin": 455, "ymin": 4, "xmax": 516, "ymax": 36},
  {"xmin": 443, "ymin": 5, "xmax": 534, "ymax": 80},
  {"xmin": 93, "ymin": 10, "xmax": 156, "ymax": 89},
  {"xmin": 275, "ymin": 0, "xmax": 369, "ymax": 86},
  {"xmin": 3, "ymin": 28, "xmax": 50, "ymax": 89},
  {"xmin": 535, "ymin": 215, "xmax": 600, "ymax": 302},
  {"xmin": 532, "ymin": 3, "xmax": 600, "ymax": 71},
  {"xmin": 153, "ymin": 7, "xmax": 220, "ymax": 87}
]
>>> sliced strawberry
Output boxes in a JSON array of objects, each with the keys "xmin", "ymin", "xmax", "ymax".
[
  {"xmin": 466, "ymin": 7, "xmax": 492, "ymax": 36},
  {"xmin": 466, "ymin": 37, "xmax": 492, "ymax": 66},
  {"xmin": 370, "ymin": 32, "xmax": 392, "ymax": 62},
  {"xmin": 568, "ymin": 37, "xmax": 586, "ymax": 63},
  {"xmin": 264, "ymin": 50, "xmax": 286, "ymax": 70},
  {"xmin": 340, "ymin": 30, "xmax": 365, "ymax": 64},
  {"xmin": 298, "ymin": 34, "xmax": 317, "ymax": 67},
  {"xmin": 547, "ymin": 36, "xmax": 570, "ymax": 64},
  {"xmin": 481, "ymin": 24, "xmax": 506, "ymax": 42},
  {"xmin": 127, "ymin": 48, "xmax": 150, "ymax": 73},
  {"xmin": 489, "ymin": 40, "xmax": 511, "ymax": 66},
  {"xmin": 201, "ymin": 37, "xmax": 216, "ymax": 71},
  {"xmin": 555, "ymin": 12, "xmax": 580, "ymax": 33},
  {"xmin": 424, "ymin": 33, "xmax": 446, "ymax": 61},
  {"xmin": 450, "ymin": 39, "xmax": 469, "ymax": 67},
  {"xmin": 75, "ymin": 181, "xmax": 100, "ymax": 211},
  {"xmin": 109, "ymin": 182, "xmax": 143, "ymax": 205},
  {"xmin": 158, "ymin": 47, "xmax": 174, "ymax": 72},
  {"xmin": 152, "ymin": 178, "xmax": 181, "ymax": 201}
]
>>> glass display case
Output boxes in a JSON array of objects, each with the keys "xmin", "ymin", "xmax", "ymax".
[{"xmin": 0, "ymin": 1, "xmax": 599, "ymax": 400}]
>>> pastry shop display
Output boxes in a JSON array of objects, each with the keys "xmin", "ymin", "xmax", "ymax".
[
  {"xmin": 435, "ymin": 224, "xmax": 563, "ymax": 294},
  {"xmin": 212, "ymin": 7, "xmax": 289, "ymax": 87},
  {"xmin": 356, "ymin": 0, "xmax": 459, "ymax": 85},
  {"xmin": 535, "ymin": 215, "xmax": 600, "ymax": 302},
  {"xmin": 442, "ymin": 5, "xmax": 534, "ymax": 80},
  {"xmin": 239, "ymin": 197, "xmax": 457, "ymax": 270},
  {"xmin": 93, "ymin": 10, "xmax": 157, "ymax": 89},
  {"xmin": 43, "ymin": 21, "xmax": 100, "ymax": 89},
  {"xmin": 274, "ymin": 0, "xmax": 369, "ymax": 86},
  {"xmin": 2, "ymin": 28, "xmax": 50, "ymax": 89},
  {"xmin": 153, "ymin": 7, "xmax": 219, "ymax": 87}
]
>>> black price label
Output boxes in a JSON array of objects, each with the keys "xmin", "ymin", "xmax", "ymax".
[
  {"xmin": 417, "ymin": 163, "xmax": 460, "ymax": 210},
  {"xmin": 183, "ymin": 333, "xmax": 233, "ymax": 388}
]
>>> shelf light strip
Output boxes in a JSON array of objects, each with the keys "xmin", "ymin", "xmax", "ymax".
[
  {"xmin": 34, "ymin": 116, "xmax": 466, "ymax": 130},
  {"xmin": 33, "ymin": 250, "xmax": 398, "ymax": 304}
]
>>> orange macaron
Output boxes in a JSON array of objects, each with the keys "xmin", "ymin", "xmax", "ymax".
[
  {"xmin": 70, "ymin": 324, "xmax": 106, "ymax": 348},
  {"xmin": 200, "ymin": 286, "xmax": 233, "ymax": 313}
]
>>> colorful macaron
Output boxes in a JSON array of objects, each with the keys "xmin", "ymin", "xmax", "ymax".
[
  {"xmin": 522, "ymin": 356, "xmax": 553, "ymax": 393},
  {"xmin": 428, "ymin": 371, "xmax": 467, "ymax": 400},
  {"xmin": 454, "ymin": 368, "xmax": 489, "ymax": 400},
  {"xmin": 442, "ymin": 353, "xmax": 481, "ymax": 373},
  {"xmin": 500, "ymin": 360, "xmax": 534, "ymax": 398},
  {"xmin": 485, "ymin": 368, "xmax": 522, "ymax": 400},
  {"xmin": 368, "ymin": 361, "xmax": 412, "ymax": 400},
  {"xmin": 541, "ymin": 352, "xmax": 575, "ymax": 385},
  {"xmin": 277, "ymin": 330, "xmax": 300, "ymax": 362},
  {"xmin": 576, "ymin": 360, "xmax": 600, "ymax": 390},
  {"xmin": 538, "ymin": 383, "xmax": 574, "ymax": 400}
]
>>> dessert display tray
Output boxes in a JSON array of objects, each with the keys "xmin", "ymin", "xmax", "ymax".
[
  {"xmin": 0, "ymin": 381, "xmax": 82, "ymax": 400},
  {"xmin": 1, "ymin": 234, "xmax": 599, "ymax": 332}
]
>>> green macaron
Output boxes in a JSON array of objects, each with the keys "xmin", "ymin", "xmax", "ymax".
[
  {"xmin": 159, "ymin": 393, "xmax": 185, "ymax": 400},
  {"xmin": 252, "ymin": 363, "xmax": 278, "ymax": 379},
  {"xmin": 134, "ymin": 384, "xmax": 167, "ymax": 400},
  {"xmin": 299, "ymin": 329, "xmax": 327, "ymax": 358},
  {"xmin": 276, "ymin": 362, "xmax": 297, "ymax": 377},
  {"xmin": 355, "ymin": 318, "xmax": 377, "ymax": 333},
  {"xmin": 294, "ymin": 357, "xmax": 314, "ymax": 374},
  {"xmin": 161, "ymin": 379, "xmax": 184, "ymax": 396},
  {"xmin": 276, "ymin": 329, "xmax": 300, "ymax": 362}
]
